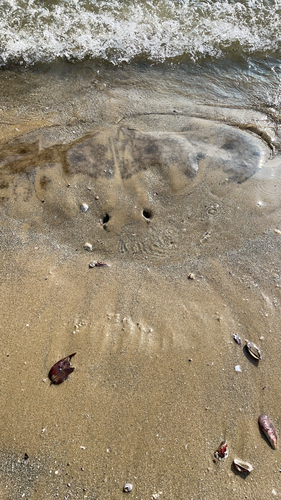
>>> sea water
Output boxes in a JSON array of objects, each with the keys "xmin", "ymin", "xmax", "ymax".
[{"xmin": 0, "ymin": 0, "xmax": 281, "ymax": 109}]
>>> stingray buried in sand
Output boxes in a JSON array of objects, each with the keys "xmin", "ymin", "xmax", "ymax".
[{"xmin": 0, "ymin": 116, "xmax": 270, "ymax": 261}]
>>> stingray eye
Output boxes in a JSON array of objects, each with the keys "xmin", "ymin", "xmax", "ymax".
[
  {"xmin": 102, "ymin": 213, "xmax": 110, "ymax": 224},
  {"xmin": 142, "ymin": 209, "xmax": 152, "ymax": 220}
]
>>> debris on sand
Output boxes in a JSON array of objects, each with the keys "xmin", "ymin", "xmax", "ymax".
[{"xmin": 49, "ymin": 353, "xmax": 76, "ymax": 385}]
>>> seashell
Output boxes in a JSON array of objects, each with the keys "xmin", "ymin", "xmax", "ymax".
[
  {"xmin": 89, "ymin": 261, "xmax": 109, "ymax": 268},
  {"xmin": 84, "ymin": 242, "xmax": 93, "ymax": 252},
  {"xmin": 233, "ymin": 458, "xmax": 253, "ymax": 473},
  {"xmin": 245, "ymin": 340, "xmax": 262, "ymax": 360},
  {"xmin": 123, "ymin": 483, "xmax": 133, "ymax": 493},
  {"xmin": 233, "ymin": 334, "xmax": 242, "ymax": 346},
  {"xmin": 49, "ymin": 353, "xmax": 76, "ymax": 385},
  {"xmin": 80, "ymin": 203, "xmax": 89, "ymax": 212},
  {"xmin": 258, "ymin": 414, "xmax": 277, "ymax": 449},
  {"xmin": 214, "ymin": 441, "xmax": 228, "ymax": 461}
]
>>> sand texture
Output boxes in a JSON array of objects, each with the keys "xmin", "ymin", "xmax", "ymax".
[{"xmin": 1, "ymin": 68, "xmax": 281, "ymax": 500}]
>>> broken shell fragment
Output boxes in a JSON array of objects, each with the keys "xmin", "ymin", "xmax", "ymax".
[
  {"xmin": 245, "ymin": 340, "xmax": 262, "ymax": 360},
  {"xmin": 89, "ymin": 261, "xmax": 109, "ymax": 268},
  {"xmin": 258, "ymin": 414, "xmax": 277, "ymax": 449},
  {"xmin": 49, "ymin": 353, "xmax": 76, "ymax": 385},
  {"xmin": 233, "ymin": 334, "xmax": 242, "ymax": 346},
  {"xmin": 123, "ymin": 483, "xmax": 133, "ymax": 493},
  {"xmin": 214, "ymin": 441, "xmax": 228, "ymax": 461},
  {"xmin": 233, "ymin": 458, "xmax": 253, "ymax": 473}
]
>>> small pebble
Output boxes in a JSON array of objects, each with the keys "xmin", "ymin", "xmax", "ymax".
[
  {"xmin": 80, "ymin": 203, "xmax": 89, "ymax": 212},
  {"xmin": 123, "ymin": 483, "xmax": 133, "ymax": 493},
  {"xmin": 235, "ymin": 365, "xmax": 242, "ymax": 372}
]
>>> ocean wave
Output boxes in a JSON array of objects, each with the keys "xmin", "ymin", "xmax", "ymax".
[{"xmin": 0, "ymin": 0, "xmax": 280, "ymax": 66}]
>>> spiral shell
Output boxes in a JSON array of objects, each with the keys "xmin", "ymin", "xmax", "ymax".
[{"xmin": 258, "ymin": 414, "xmax": 277, "ymax": 449}]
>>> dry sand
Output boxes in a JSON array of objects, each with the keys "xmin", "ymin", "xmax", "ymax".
[{"xmin": 1, "ymin": 66, "xmax": 281, "ymax": 500}]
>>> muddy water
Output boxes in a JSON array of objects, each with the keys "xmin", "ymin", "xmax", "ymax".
[{"xmin": 1, "ymin": 65, "xmax": 281, "ymax": 500}]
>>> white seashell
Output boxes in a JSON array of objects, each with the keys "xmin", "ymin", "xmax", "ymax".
[
  {"xmin": 234, "ymin": 458, "xmax": 253, "ymax": 473},
  {"xmin": 245, "ymin": 340, "xmax": 262, "ymax": 360},
  {"xmin": 84, "ymin": 242, "xmax": 93, "ymax": 252},
  {"xmin": 80, "ymin": 203, "xmax": 89, "ymax": 212},
  {"xmin": 123, "ymin": 483, "xmax": 133, "ymax": 493},
  {"xmin": 235, "ymin": 365, "xmax": 242, "ymax": 372}
]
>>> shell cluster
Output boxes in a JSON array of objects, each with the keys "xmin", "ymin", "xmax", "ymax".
[{"xmin": 216, "ymin": 334, "xmax": 277, "ymax": 477}]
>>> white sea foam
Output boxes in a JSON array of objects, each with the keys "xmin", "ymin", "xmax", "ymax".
[{"xmin": 0, "ymin": 0, "xmax": 280, "ymax": 65}]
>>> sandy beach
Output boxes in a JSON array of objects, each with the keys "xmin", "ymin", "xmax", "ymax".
[{"xmin": 1, "ymin": 65, "xmax": 281, "ymax": 499}]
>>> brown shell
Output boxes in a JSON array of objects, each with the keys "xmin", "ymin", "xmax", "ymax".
[
  {"xmin": 258, "ymin": 414, "xmax": 277, "ymax": 449},
  {"xmin": 49, "ymin": 353, "xmax": 76, "ymax": 385}
]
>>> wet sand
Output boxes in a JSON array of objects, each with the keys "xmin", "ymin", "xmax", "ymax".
[{"xmin": 1, "ymin": 65, "xmax": 281, "ymax": 499}]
